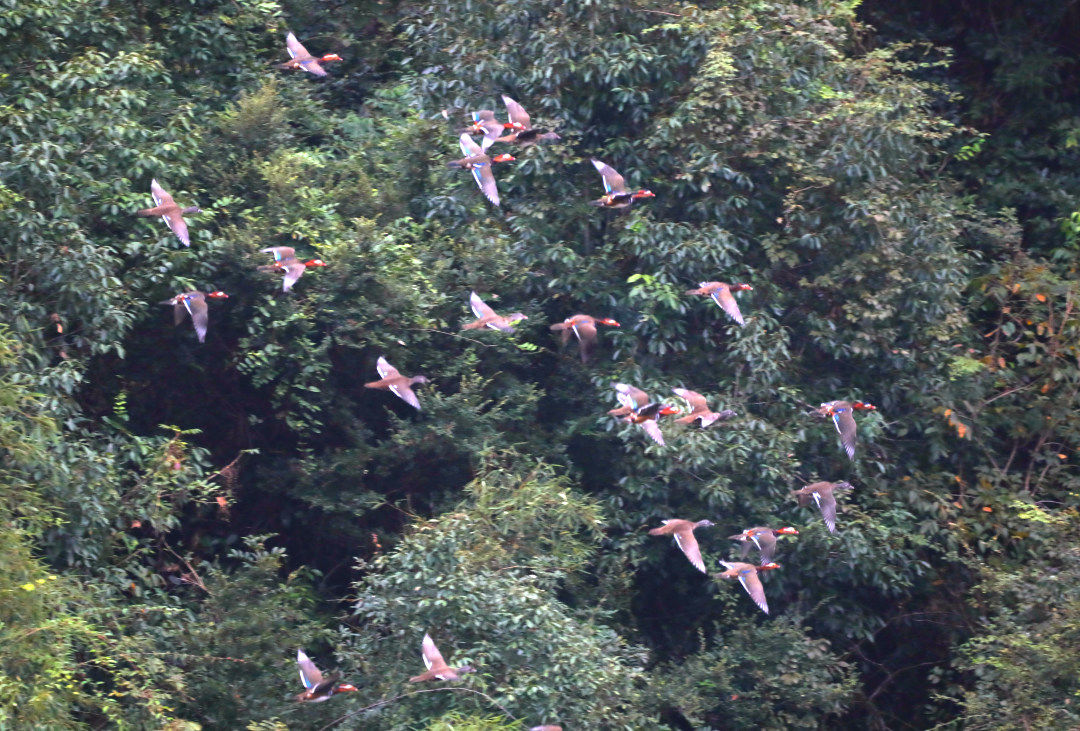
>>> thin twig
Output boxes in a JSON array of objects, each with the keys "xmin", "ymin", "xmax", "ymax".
[
  {"xmin": 403, "ymin": 327, "xmax": 498, "ymax": 348},
  {"xmin": 162, "ymin": 542, "xmax": 211, "ymax": 595},
  {"xmin": 318, "ymin": 687, "xmax": 517, "ymax": 730}
]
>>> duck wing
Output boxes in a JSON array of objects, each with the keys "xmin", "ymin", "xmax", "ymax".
[
  {"xmin": 501, "ymin": 95, "xmax": 532, "ymax": 129},
  {"xmin": 672, "ymin": 526, "xmax": 706, "ymax": 573},
  {"xmin": 613, "ymin": 383, "xmax": 649, "ymax": 410},
  {"xmin": 282, "ymin": 260, "xmax": 307, "ymax": 292},
  {"xmin": 181, "ymin": 292, "xmax": 208, "ymax": 343},
  {"xmin": 459, "ymin": 132, "xmax": 485, "ymax": 159},
  {"xmin": 421, "ymin": 633, "xmax": 451, "ymax": 675},
  {"xmin": 832, "ymin": 408, "xmax": 858, "ymax": 460},
  {"xmin": 296, "ymin": 649, "xmax": 324, "ymax": 691},
  {"xmin": 737, "ymin": 566, "xmax": 770, "ymax": 614},
  {"xmin": 591, "ymin": 159, "xmax": 627, "ymax": 195},
  {"xmin": 571, "ymin": 319, "xmax": 597, "ymax": 362},
  {"xmin": 818, "ymin": 490, "xmax": 839, "ymax": 533},
  {"xmin": 149, "ymin": 179, "xmax": 176, "ymax": 210},
  {"xmin": 469, "ymin": 292, "xmax": 498, "ymax": 320},
  {"xmin": 472, "ymin": 163, "xmax": 501, "ymax": 207},
  {"xmin": 164, "ymin": 209, "xmax": 190, "ymax": 246},
  {"xmin": 711, "ymin": 286, "xmax": 745, "ymax": 325},
  {"xmin": 672, "ymin": 388, "xmax": 708, "ymax": 415},
  {"xmin": 392, "ymin": 382, "xmax": 421, "ymax": 410},
  {"xmin": 639, "ymin": 418, "xmax": 666, "ymax": 446},
  {"xmin": 262, "ymin": 246, "xmax": 296, "ymax": 263},
  {"xmin": 376, "ymin": 356, "xmax": 400, "ymax": 380}
]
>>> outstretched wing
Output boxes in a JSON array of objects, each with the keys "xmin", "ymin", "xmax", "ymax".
[
  {"xmin": 571, "ymin": 320, "xmax": 597, "ymax": 362},
  {"xmin": 672, "ymin": 388, "xmax": 708, "ymax": 414},
  {"xmin": 672, "ymin": 528, "xmax": 706, "ymax": 573},
  {"xmin": 376, "ymin": 356, "xmax": 400, "ymax": 380},
  {"xmin": 184, "ymin": 292, "xmax": 209, "ymax": 343},
  {"xmin": 738, "ymin": 568, "xmax": 770, "ymax": 614},
  {"xmin": 711, "ymin": 287, "xmax": 746, "ymax": 325},
  {"xmin": 501, "ymin": 95, "xmax": 532, "ymax": 129},
  {"xmin": 613, "ymin": 383, "xmax": 648, "ymax": 411},
  {"xmin": 282, "ymin": 260, "xmax": 307, "ymax": 292},
  {"xmin": 639, "ymin": 419, "xmax": 666, "ymax": 446},
  {"xmin": 392, "ymin": 383, "xmax": 422, "ymax": 410},
  {"xmin": 472, "ymin": 163, "xmax": 501, "ymax": 207},
  {"xmin": 470, "ymin": 291, "xmax": 497, "ymax": 320},
  {"xmin": 150, "ymin": 179, "xmax": 175, "ymax": 209},
  {"xmin": 832, "ymin": 409, "xmax": 858, "ymax": 460},
  {"xmin": 297, "ymin": 649, "xmax": 324, "ymax": 691},
  {"xmin": 421, "ymin": 633, "xmax": 447, "ymax": 671},
  {"xmin": 459, "ymin": 132, "xmax": 484, "ymax": 158},
  {"xmin": 591, "ymin": 159, "xmax": 626, "ymax": 195},
  {"xmin": 262, "ymin": 246, "xmax": 296, "ymax": 262},
  {"xmin": 819, "ymin": 491, "xmax": 839, "ymax": 533}
]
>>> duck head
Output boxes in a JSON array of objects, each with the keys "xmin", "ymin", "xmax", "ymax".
[
  {"xmin": 507, "ymin": 313, "xmax": 528, "ymax": 323},
  {"xmin": 853, "ymin": 401, "xmax": 876, "ymax": 411},
  {"xmin": 410, "ymin": 375, "xmax": 430, "ymax": 386},
  {"xmin": 303, "ymin": 259, "xmax": 328, "ymax": 268},
  {"xmin": 505, "ymin": 121, "xmax": 527, "ymax": 131},
  {"xmin": 598, "ymin": 318, "xmax": 621, "ymax": 327},
  {"xmin": 335, "ymin": 683, "xmax": 358, "ymax": 693},
  {"xmin": 631, "ymin": 189, "xmax": 656, "ymax": 200},
  {"xmin": 695, "ymin": 519, "xmax": 716, "ymax": 529},
  {"xmin": 776, "ymin": 527, "xmax": 799, "ymax": 535},
  {"xmin": 458, "ymin": 665, "xmax": 476, "ymax": 675},
  {"xmin": 658, "ymin": 404, "xmax": 679, "ymax": 416},
  {"xmin": 206, "ymin": 291, "xmax": 229, "ymax": 299},
  {"xmin": 492, "ymin": 153, "xmax": 516, "ymax": 163},
  {"xmin": 182, "ymin": 206, "xmax": 202, "ymax": 215},
  {"xmin": 734, "ymin": 283, "xmax": 753, "ymax": 292},
  {"xmin": 321, "ymin": 53, "xmax": 343, "ymax": 62},
  {"xmin": 759, "ymin": 562, "xmax": 781, "ymax": 571}
]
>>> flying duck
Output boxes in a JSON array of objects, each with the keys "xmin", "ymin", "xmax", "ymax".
[
  {"xmin": 462, "ymin": 108, "xmax": 523, "ymax": 151},
  {"xmin": 408, "ymin": 633, "xmax": 475, "ymax": 683},
  {"xmin": 609, "ymin": 383, "xmax": 649, "ymax": 418},
  {"xmin": 447, "ymin": 133, "xmax": 515, "ymax": 206},
  {"xmin": 295, "ymin": 649, "xmax": 357, "ymax": 702},
  {"xmin": 161, "ymin": 290, "xmax": 228, "ymax": 343},
  {"xmin": 671, "ymin": 388, "xmax": 736, "ymax": 427},
  {"xmin": 281, "ymin": 32, "xmax": 341, "ymax": 77},
  {"xmin": 716, "ymin": 561, "xmax": 780, "ymax": 614},
  {"xmin": 589, "ymin": 160, "xmax": 654, "ymax": 209},
  {"xmin": 728, "ymin": 526, "xmax": 799, "ymax": 565},
  {"xmin": 461, "ymin": 292, "xmax": 527, "ymax": 332},
  {"xmin": 792, "ymin": 481, "xmax": 853, "ymax": 533},
  {"xmin": 136, "ymin": 179, "xmax": 201, "ymax": 247},
  {"xmin": 685, "ymin": 282, "xmax": 753, "ymax": 325},
  {"xmin": 648, "ymin": 519, "xmax": 715, "ymax": 573},
  {"xmin": 493, "ymin": 95, "xmax": 561, "ymax": 146},
  {"xmin": 550, "ymin": 314, "xmax": 620, "ymax": 363},
  {"xmin": 818, "ymin": 400, "xmax": 876, "ymax": 460},
  {"xmin": 364, "ymin": 356, "xmax": 429, "ymax": 410},
  {"xmin": 258, "ymin": 246, "xmax": 327, "ymax": 292}
]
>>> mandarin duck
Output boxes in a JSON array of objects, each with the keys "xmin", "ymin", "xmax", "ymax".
[
  {"xmin": 792, "ymin": 481, "xmax": 853, "ymax": 533},
  {"xmin": 408, "ymin": 633, "xmax": 475, "ymax": 683},
  {"xmin": 281, "ymin": 32, "xmax": 341, "ymax": 77},
  {"xmin": 649, "ymin": 519, "xmax": 715, "ymax": 573},
  {"xmin": 818, "ymin": 400, "xmax": 876, "ymax": 460},
  {"xmin": 161, "ymin": 290, "xmax": 228, "ymax": 343},
  {"xmin": 364, "ymin": 356, "xmax": 429, "ymax": 410},
  {"xmin": 549, "ymin": 314, "xmax": 620, "ymax": 363},
  {"xmin": 259, "ymin": 246, "xmax": 327, "ymax": 292},
  {"xmin": 728, "ymin": 526, "xmax": 798, "ymax": 565},
  {"xmin": 611, "ymin": 384, "xmax": 676, "ymax": 445},
  {"xmin": 589, "ymin": 160, "xmax": 654, "ymax": 209},
  {"xmin": 716, "ymin": 561, "xmax": 780, "ymax": 614},
  {"xmin": 493, "ymin": 95, "xmax": 561, "ymax": 146},
  {"xmin": 461, "ymin": 291, "xmax": 527, "ymax": 333},
  {"xmin": 448, "ymin": 133, "xmax": 515, "ymax": 206},
  {"xmin": 136, "ymin": 179, "xmax": 201, "ymax": 247},
  {"xmin": 671, "ymin": 388, "xmax": 736, "ymax": 427},
  {"xmin": 295, "ymin": 649, "xmax": 357, "ymax": 702},
  {"xmin": 462, "ymin": 108, "xmax": 522, "ymax": 151},
  {"xmin": 685, "ymin": 282, "xmax": 752, "ymax": 326}
]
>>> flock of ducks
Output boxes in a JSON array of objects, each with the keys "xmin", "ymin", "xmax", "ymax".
[{"xmin": 136, "ymin": 32, "xmax": 881, "ymax": 724}]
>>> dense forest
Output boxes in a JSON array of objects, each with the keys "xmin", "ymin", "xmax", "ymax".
[{"xmin": 2, "ymin": 0, "xmax": 1079, "ymax": 728}]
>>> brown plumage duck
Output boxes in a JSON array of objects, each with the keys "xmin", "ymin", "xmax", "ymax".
[
  {"xmin": 611, "ymin": 384, "xmax": 676, "ymax": 445},
  {"xmin": 137, "ymin": 179, "xmax": 201, "ymax": 247},
  {"xmin": 364, "ymin": 357, "xmax": 429, "ymax": 410},
  {"xmin": 461, "ymin": 292, "xmax": 527, "ymax": 333},
  {"xmin": 716, "ymin": 561, "xmax": 780, "ymax": 614},
  {"xmin": 462, "ymin": 108, "xmax": 517, "ymax": 151},
  {"xmin": 281, "ymin": 32, "xmax": 341, "ymax": 77},
  {"xmin": 448, "ymin": 133, "xmax": 515, "ymax": 206},
  {"xmin": 685, "ymin": 282, "xmax": 752, "ymax": 326},
  {"xmin": 493, "ymin": 95, "xmax": 561, "ymax": 146},
  {"xmin": 589, "ymin": 159, "xmax": 655, "ymax": 209},
  {"xmin": 817, "ymin": 400, "xmax": 876, "ymax": 460},
  {"xmin": 161, "ymin": 290, "xmax": 228, "ymax": 343},
  {"xmin": 258, "ymin": 246, "xmax": 327, "ymax": 292},
  {"xmin": 295, "ymin": 649, "xmax": 357, "ymax": 702},
  {"xmin": 408, "ymin": 633, "xmax": 475, "ymax": 683},
  {"xmin": 649, "ymin": 519, "xmax": 715, "ymax": 573},
  {"xmin": 728, "ymin": 526, "xmax": 799, "ymax": 565},
  {"xmin": 792, "ymin": 481, "xmax": 853, "ymax": 533},
  {"xmin": 550, "ymin": 314, "xmax": 620, "ymax": 363},
  {"xmin": 671, "ymin": 388, "xmax": 736, "ymax": 427}
]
